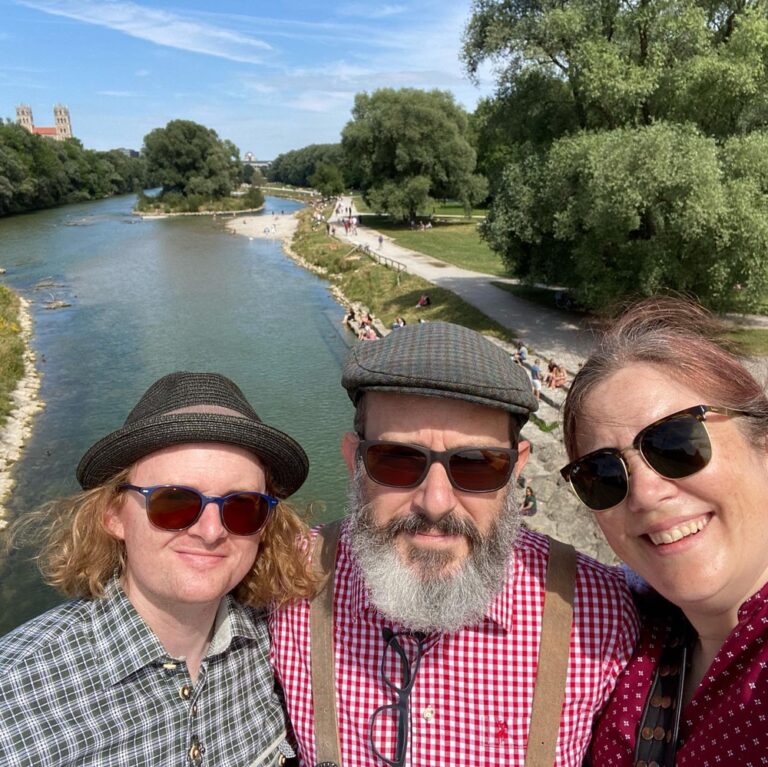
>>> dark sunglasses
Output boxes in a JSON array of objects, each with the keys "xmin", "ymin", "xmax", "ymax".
[
  {"xmin": 560, "ymin": 405, "xmax": 750, "ymax": 511},
  {"xmin": 358, "ymin": 440, "xmax": 517, "ymax": 493},
  {"xmin": 119, "ymin": 483, "xmax": 278, "ymax": 536}
]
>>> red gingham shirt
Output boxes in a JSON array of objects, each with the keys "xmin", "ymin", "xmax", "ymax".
[
  {"xmin": 270, "ymin": 524, "xmax": 639, "ymax": 766},
  {"xmin": 590, "ymin": 580, "xmax": 768, "ymax": 766}
]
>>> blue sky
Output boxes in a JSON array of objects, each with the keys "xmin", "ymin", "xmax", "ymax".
[{"xmin": 1, "ymin": 0, "xmax": 493, "ymax": 158}]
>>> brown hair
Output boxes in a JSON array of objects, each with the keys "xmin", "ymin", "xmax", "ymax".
[
  {"xmin": 563, "ymin": 296, "xmax": 768, "ymax": 459},
  {"xmin": 6, "ymin": 468, "xmax": 317, "ymax": 607}
]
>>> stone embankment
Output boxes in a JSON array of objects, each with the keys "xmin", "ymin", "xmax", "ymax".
[{"xmin": 0, "ymin": 297, "xmax": 43, "ymax": 529}]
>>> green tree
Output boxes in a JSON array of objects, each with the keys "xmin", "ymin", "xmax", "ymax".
[
  {"xmin": 463, "ymin": 0, "xmax": 768, "ymax": 310},
  {"xmin": 309, "ymin": 161, "xmax": 345, "ymax": 197},
  {"xmin": 142, "ymin": 120, "xmax": 241, "ymax": 199},
  {"xmin": 341, "ymin": 88, "xmax": 487, "ymax": 219},
  {"xmin": 268, "ymin": 143, "xmax": 344, "ymax": 186},
  {"xmin": 0, "ymin": 123, "xmax": 146, "ymax": 217}
]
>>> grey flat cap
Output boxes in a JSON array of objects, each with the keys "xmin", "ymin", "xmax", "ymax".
[{"xmin": 342, "ymin": 321, "xmax": 538, "ymax": 422}]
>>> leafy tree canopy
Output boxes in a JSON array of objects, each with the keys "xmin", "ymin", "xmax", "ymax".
[
  {"xmin": 268, "ymin": 143, "xmax": 344, "ymax": 187},
  {"xmin": 341, "ymin": 88, "xmax": 487, "ymax": 219},
  {"xmin": 0, "ymin": 122, "xmax": 147, "ymax": 217},
  {"xmin": 309, "ymin": 161, "xmax": 345, "ymax": 197},
  {"xmin": 463, "ymin": 0, "xmax": 768, "ymax": 310},
  {"xmin": 142, "ymin": 120, "xmax": 241, "ymax": 199}
]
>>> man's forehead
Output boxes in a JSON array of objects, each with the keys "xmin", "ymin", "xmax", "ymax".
[{"xmin": 364, "ymin": 391, "xmax": 513, "ymax": 434}]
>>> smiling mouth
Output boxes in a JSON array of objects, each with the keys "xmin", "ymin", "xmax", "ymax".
[{"xmin": 647, "ymin": 515, "xmax": 710, "ymax": 546}]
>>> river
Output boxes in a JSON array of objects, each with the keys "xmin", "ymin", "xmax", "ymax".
[{"xmin": 0, "ymin": 194, "xmax": 356, "ymax": 634}]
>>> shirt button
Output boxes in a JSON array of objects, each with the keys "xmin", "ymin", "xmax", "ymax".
[
  {"xmin": 191, "ymin": 704, "xmax": 198, "ymax": 716},
  {"xmin": 180, "ymin": 684, "xmax": 192, "ymax": 700},
  {"xmin": 422, "ymin": 706, "xmax": 435, "ymax": 721}
]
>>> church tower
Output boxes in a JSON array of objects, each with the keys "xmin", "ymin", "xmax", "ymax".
[
  {"xmin": 15, "ymin": 105, "xmax": 34, "ymax": 133},
  {"xmin": 53, "ymin": 105, "xmax": 72, "ymax": 140}
]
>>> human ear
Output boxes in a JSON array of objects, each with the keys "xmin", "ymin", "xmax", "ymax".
[
  {"xmin": 341, "ymin": 432, "xmax": 360, "ymax": 476},
  {"xmin": 514, "ymin": 440, "xmax": 531, "ymax": 479},
  {"xmin": 103, "ymin": 499, "xmax": 126, "ymax": 540}
]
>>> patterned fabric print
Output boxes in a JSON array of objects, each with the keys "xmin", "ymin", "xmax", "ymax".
[
  {"xmin": 0, "ymin": 578, "xmax": 289, "ymax": 767},
  {"xmin": 590, "ymin": 581, "xmax": 768, "ymax": 766},
  {"xmin": 270, "ymin": 524, "xmax": 639, "ymax": 767}
]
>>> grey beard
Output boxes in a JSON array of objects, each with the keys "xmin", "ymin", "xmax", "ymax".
[{"xmin": 346, "ymin": 463, "xmax": 520, "ymax": 633}]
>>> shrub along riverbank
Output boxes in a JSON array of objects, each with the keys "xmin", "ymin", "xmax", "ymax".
[{"xmin": 0, "ymin": 287, "xmax": 25, "ymax": 425}]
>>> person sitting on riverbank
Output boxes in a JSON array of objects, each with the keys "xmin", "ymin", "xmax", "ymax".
[
  {"xmin": 545, "ymin": 361, "xmax": 567, "ymax": 389},
  {"xmin": 520, "ymin": 485, "xmax": 538, "ymax": 516},
  {"xmin": 416, "ymin": 293, "xmax": 431, "ymax": 307},
  {"xmin": 0, "ymin": 371, "xmax": 312, "ymax": 767}
]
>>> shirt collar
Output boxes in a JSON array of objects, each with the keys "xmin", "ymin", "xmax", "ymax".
[{"xmin": 91, "ymin": 577, "xmax": 262, "ymax": 686}]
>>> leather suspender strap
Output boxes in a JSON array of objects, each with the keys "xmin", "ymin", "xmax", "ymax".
[
  {"xmin": 310, "ymin": 519, "xmax": 344, "ymax": 767},
  {"xmin": 525, "ymin": 536, "xmax": 578, "ymax": 767}
]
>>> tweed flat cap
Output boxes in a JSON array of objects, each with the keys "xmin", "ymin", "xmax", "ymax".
[
  {"xmin": 76, "ymin": 371, "xmax": 309, "ymax": 497},
  {"xmin": 342, "ymin": 321, "xmax": 538, "ymax": 422}
]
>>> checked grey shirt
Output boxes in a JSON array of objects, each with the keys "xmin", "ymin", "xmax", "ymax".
[{"xmin": 0, "ymin": 578, "xmax": 292, "ymax": 766}]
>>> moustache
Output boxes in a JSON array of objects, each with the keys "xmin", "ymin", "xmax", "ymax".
[{"xmin": 376, "ymin": 511, "xmax": 483, "ymax": 547}]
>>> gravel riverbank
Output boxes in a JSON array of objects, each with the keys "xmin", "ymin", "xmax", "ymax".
[{"xmin": 0, "ymin": 297, "xmax": 43, "ymax": 529}]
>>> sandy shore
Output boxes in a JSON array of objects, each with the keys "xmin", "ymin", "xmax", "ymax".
[
  {"xmin": 0, "ymin": 297, "xmax": 44, "ymax": 529},
  {"xmin": 225, "ymin": 211, "xmax": 300, "ymax": 243}
]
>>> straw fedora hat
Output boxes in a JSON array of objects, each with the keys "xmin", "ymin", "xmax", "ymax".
[{"xmin": 76, "ymin": 371, "xmax": 309, "ymax": 497}]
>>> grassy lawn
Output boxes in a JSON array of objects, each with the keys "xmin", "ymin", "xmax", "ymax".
[
  {"xmin": 0, "ymin": 286, "xmax": 25, "ymax": 425},
  {"xmin": 350, "ymin": 195, "xmax": 485, "ymax": 218},
  {"xmin": 358, "ymin": 218, "xmax": 510, "ymax": 278},
  {"xmin": 433, "ymin": 202, "xmax": 486, "ymax": 217},
  {"xmin": 726, "ymin": 328, "xmax": 768, "ymax": 356},
  {"xmin": 290, "ymin": 208, "xmax": 518, "ymax": 342}
]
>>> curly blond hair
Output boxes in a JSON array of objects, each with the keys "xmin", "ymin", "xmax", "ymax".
[{"xmin": 6, "ymin": 468, "xmax": 318, "ymax": 607}]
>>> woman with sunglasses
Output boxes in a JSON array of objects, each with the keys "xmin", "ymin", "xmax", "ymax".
[
  {"xmin": 0, "ymin": 371, "xmax": 311, "ymax": 767},
  {"xmin": 559, "ymin": 297, "xmax": 768, "ymax": 765}
]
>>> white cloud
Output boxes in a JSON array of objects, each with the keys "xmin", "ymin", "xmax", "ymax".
[
  {"xmin": 97, "ymin": 89, "xmax": 137, "ymax": 97},
  {"xmin": 17, "ymin": 0, "xmax": 273, "ymax": 63},
  {"xmin": 337, "ymin": 3, "xmax": 407, "ymax": 18},
  {"xmin": 287, "ymin": 90, "xmax": 355, "ymax": 113}
]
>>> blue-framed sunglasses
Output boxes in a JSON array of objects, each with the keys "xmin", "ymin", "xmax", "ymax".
[{"xmin": 120, "ymin": 483, "xmax": 278, "ymax": 536}]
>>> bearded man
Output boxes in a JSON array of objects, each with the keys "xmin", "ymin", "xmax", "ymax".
[{"xmin": 270, "ymin": 322, "xmax": 639, "ymax": 767}]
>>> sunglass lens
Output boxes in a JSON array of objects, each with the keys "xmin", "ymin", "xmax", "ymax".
[
  {"xmin": 222, "ymin": 493, "xmax": 272, "ymax": 536},
  {"xmin": 364, "ymin": 443, "xmax": 427, "ymax": 487},
  {"xmin": 641, "ymin": 414, "xmax": 711, "ymax": 479},
  {"xmin": 146, "ymin": 486, "xmax": 202, "ymax": 530},
  {"xmin": 449, "ymin": 448, "xmax": 514, "ymax": 492},
  {"xmin": 570, "ymin": 451, "xmax": 628, "ymax": 511}
]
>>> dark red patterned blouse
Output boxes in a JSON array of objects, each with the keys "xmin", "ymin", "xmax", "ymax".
[{"xmin": 590, "ymin": 581, "xmax": 768, "ymax": 766}]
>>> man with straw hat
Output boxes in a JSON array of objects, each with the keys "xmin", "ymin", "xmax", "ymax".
[{"xmin": 0, "ymin": 371, "xmax": 311, "ymax": 766}]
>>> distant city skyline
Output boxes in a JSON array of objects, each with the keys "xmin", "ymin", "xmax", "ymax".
[{"xmin": 1, "ymin": 0, "xmax": 493, "ymax": 158}]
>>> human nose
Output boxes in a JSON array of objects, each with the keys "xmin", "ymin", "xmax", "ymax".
[
  {"xmin": 187, "ymin": 500, "xmax": 228, "ymax": 542},
  {"xmin": 623, "ymin": 450, "xmax": 678, "ymax": 513},
  {"xmin": 414, "ymin": 459, "xmax": 457, "ymax": 520}
]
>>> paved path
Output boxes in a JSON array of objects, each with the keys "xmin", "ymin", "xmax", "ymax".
[{"xmin": 331, "ymin": 196, "xmax": 595, "ymax": 375}]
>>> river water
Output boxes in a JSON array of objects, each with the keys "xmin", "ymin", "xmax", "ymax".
[{"xmin": 0, "ymin": 194, "xmax": 356, "ymax": 634}]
